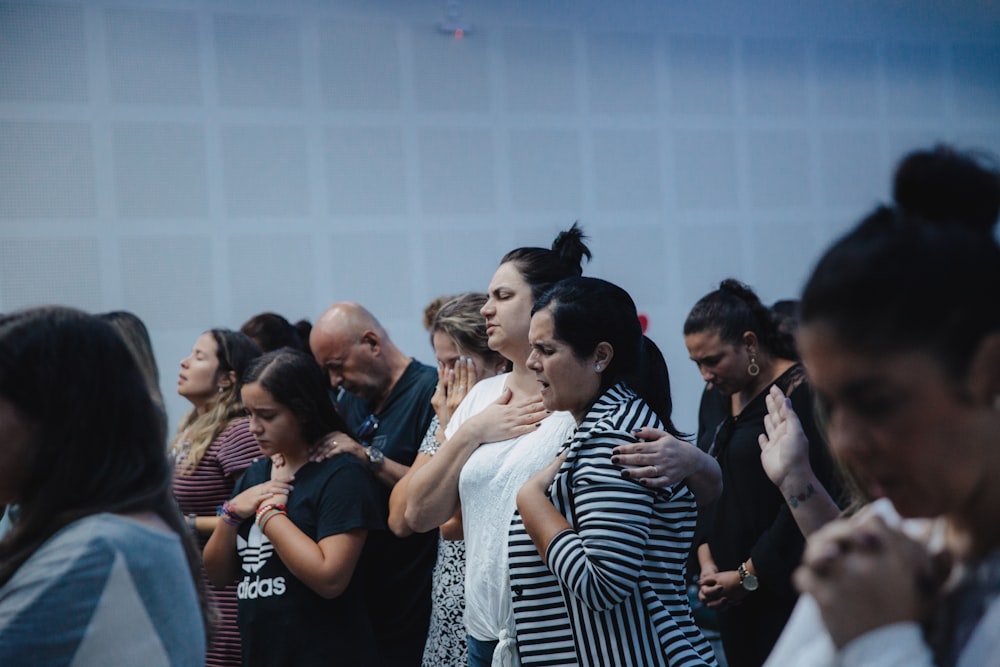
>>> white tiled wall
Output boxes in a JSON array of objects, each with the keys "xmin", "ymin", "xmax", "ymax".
[{"xmin": 1, "ymin": 0, "xmax": 998, "ymax": 433}]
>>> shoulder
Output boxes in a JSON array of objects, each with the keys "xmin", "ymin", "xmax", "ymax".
[
  {"xmin": 4, "ymin": 515, "xmax": 180, "ymax": 589},
  {"xmin": 401, "ymin": 360, "xmax": 438, "ymax": 392},
  {"xmin": 585, "ymin": 385, "xmax": 658, "ymax": 437},
  {"xmin": 467, "ymin": 373, "xmax": 508, "ymax": 402},
  {"xmin": 219, "ymin": 416, "xmax": 251, "ymax": 437}
]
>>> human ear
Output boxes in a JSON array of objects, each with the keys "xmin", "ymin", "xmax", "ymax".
[
  {"xmin": 742, "ymin": 331, "xmax": 759, "ymax": 351},
  {"xmin": 593, "ymin": 342, "xmax": 614, "ymax": 372},
  {"xmin": 964, "ymin": 332, "xmax": 1000, "ymax": 407},
  {"xmin": 217, "ymin": 370, "xmax": 236, "ymax": 389},
  {"xmin": 361, "ymin": 331, "xmax": 380, "ymax": 354}
]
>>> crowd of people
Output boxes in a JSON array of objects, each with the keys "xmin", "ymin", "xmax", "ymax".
[{"xmin": 0, "ymin": 143, "xmax": 998, "ymax": 667}]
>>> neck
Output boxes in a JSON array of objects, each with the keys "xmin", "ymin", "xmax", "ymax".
[
  {"xmin": 372, "ymin": 346, "xmax": 411, "ymax": 413},
  {"xmin": 733, "ymin": 356, "xmax": 796, "ymax": 414},
  {"xmin": 507, "ymin": 359, "xmax": 541, "ymax": 398},
  {"xmin": 276, "ymin": 445, "xmax": 311, "ymax": 475}
]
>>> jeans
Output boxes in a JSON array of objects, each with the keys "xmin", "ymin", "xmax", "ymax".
[{"xmin": 467, "ymin": 635, "xmax": 498, "ymax": 667}]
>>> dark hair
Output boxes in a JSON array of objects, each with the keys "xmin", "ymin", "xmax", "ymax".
[
  {"xmin": 893, "ymin": 144, "xmax": 1000, "ymax": 234},
  {"xmin": 683, "ymin": 279, "xmax": 798, "ymax": 361},
  {"xmin": 431, "ymin": 293, "xmax": 509, "ymax": 372},
  {"xmin": 770, "ymin": 299, "xmax": 801, "ymax": 339},
  {"xmin": 0, "ymin": 308, "xmax": 210, "ymax": 631},
  {"xmin": 533, "ymin": 277, "xmax": 682, "ymax": 437},
  {"xmin": 240, "ymin": 312, "xmax": 311, "ymax": 354},
  {"xmin": 500, "ymin": 222, "xmax": 592, "ymax": 300},
  {"xmin": 242, "ymin": 348, "xmax": 349, "ymax": 446},
  {"xmin": 98, "ymin": 310, "xmax": 165, "ymax": 416},
  {"xmin": 802, "ymin": 205, "xmax": 1000, "ymax": 381}
]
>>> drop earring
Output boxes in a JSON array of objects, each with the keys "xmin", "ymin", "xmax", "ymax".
[
  {"xmin": 595, "ymin": 364, "xmax": 602, "ymax": 372},
  {"xmin": 747, "ymin": 353, "xmax": 760, "ymax": 377}
]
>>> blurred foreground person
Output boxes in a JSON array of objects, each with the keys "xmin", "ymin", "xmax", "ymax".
[{"xmin": 0, "ymin": 307, "xmax": 206, "ymax": 666}]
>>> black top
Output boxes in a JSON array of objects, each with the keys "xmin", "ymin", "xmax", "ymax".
[
  {"xmin": 696, "ymin": 364, "xmax": 841, "ymax": 667},
  {"xmin": 233, "ymin": 455, "xmax": 385, "ymax": 667},
  {"xmin": 337, "ymin": 359, "xmax": 439, "ymax": 667}
]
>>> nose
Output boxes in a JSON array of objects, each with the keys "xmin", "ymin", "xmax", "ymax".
[
  {"xmin": 327, "ymin": 370, "xmax": 343, "ymax": 389},
  {"xmin": 526, "ymin": 349, "xmax": 541, "ymax": 371},
  {"xmin": 698, "ymin": 366, "xmax": 713, "ymax": 383},
  {"xmin": 248, "ymin": 415, "xmax": 263, "ymax": 435},
  {"xmin": 180, "ymin": 355, "xmax": 190, "ymax": 369},
  {"xmin": 827, "ymin": 408, "xmax": 870, "ymax": 466},
  {"xmin": 480, "ymin": 300, "xmax": 494, "ymax": 318}
]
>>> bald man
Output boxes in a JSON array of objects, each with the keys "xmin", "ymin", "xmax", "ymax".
[{"xmin": 311, "ymin": 302, "xmax": 438, "ymax": 667}]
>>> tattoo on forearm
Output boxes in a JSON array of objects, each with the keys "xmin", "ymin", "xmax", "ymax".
[{"xmin": 787, "ymin": 483, "xmax": 815, "ymax": 509}]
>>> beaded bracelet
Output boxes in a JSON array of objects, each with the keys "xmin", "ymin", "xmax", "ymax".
[
  {"xmin": 256, "ymin": 503, "xmax": 287, "ymax": 531},
  {"xmin": 217, "ymin": 502, "xmax": 242, "ymax": 527},
  {"xmin": 255, "ymin": 502, "xmax": 286, "ymax": 519}
]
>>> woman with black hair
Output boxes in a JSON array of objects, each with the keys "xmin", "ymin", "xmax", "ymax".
[
  {"xmin": 512, "ymin": 277, "xmax": 717, "ymax": 667},
  {"xmin": 0, "ymin": 307, "xmax": 206, "ymax": 665},
  {"xmin": 202, "ymin": 348, "xmax": 384, "ymax": 667},
  {"xmin": 685, "ymin": 279, "xmax": 840, "ymax": 667},
  {"xmin": 405, "ymin": 225, "xmax": 591, "ymax": 666},
  {"xmin": 782, "ymin": 173, "xmax": 1000, "ymax": 665}
]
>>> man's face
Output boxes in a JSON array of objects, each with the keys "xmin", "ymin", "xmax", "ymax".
[{"xmin": 310, "ymin": 328, "xmax": 384, "ymax": 404}]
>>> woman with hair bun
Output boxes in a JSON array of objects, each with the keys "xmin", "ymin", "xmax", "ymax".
[
  {"xmin": 405, "ymin": 224, "xmax": 593, "ymax": 667},
  {"xmin": 763, "ymin": 145, "xmax": 1000, "ymax": 667},
  {"xmin": 684, "ymin": 279, "xmax": 840, "ymax": 667}
]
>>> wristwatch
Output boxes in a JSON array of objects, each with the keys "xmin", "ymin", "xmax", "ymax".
[
  {"xmin": 738, "ymin": 561, "xmax": 759, "ymax": 592},
  {"xmin": 365, "ymin": 446, "xmax": 384, "ymax": 468}
]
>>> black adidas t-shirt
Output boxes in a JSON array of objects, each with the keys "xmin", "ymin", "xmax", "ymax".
[{"xmin": 232, "ymin": 455, "xmax": 385, "ymax": 667}]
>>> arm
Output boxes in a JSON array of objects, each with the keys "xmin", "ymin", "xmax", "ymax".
[
  {"xmin": 202, "ymin": 477, "xmax": 295, "ymax": 587},
  {"xmin": 613, "ymin": 428, "xmax": 722, "ymax": 505},
  {"xmin": 310, "ymin": 431, "xmax": 408, "ymax": 488},
  {"xmin": 388, "ymin": 452, "xmax": 432, "ymax": 537},
  {"xmin": 405, "ymin": 389, "xmax": 547, "ymax": 533},
  {"xmin": 518, "ymin": 431, "xmax": 665, "ymax": 612},
  {"xmin": 745, "ymin": 382, "xmax": 842, "ymax": 594},
  {"xmin": 758, "ymin": 385, "xmax": 841, "ymax": 537},
  {"xmin": 516, "ymin": 452, "xmax": 571, "ymax": 564},
  {"xmin": 191, "ymin": 418, "xmax": 262, "ymax": 538},
  {"xmin": 261, "ymin": 518, "xmax": 367, "ymax": 599}
]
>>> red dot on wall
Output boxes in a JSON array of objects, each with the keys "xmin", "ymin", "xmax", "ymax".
[{"xmin": 638, "ymin": 313, "xmax": 649, "ymax": 333}]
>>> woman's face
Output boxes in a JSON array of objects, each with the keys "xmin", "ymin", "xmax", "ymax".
[
  {"xmin": 481, "ymin": 262, "xmax": 534, "ymax": 361},
  {"xmin": 241, "ymin": 381, "xmax": 306, "ymax": 457},
  {"xmin": 526, "ymin": 307, "xmax": 601, "ymax": 423},
  {"xmin": 177, "ymin": 332, "xmax": 223, "ymax": 409},
  {"xmin": 0, "ymin": 397, "xmax": 32, "ymax": 505},
  {"xmin": 684, "ymin": 329, "xmax": 752, "ymax": 397},
  {"xmin": 799, "ymin": 323, "xmax": 989, "ymax": 519},
  {"xmin": 432, "ymin": 331, "xmax": 499, "ymax": 379}
]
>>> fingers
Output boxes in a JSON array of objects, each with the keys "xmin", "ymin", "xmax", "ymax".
[{"xmin": 632, "ymin": 426, "xmax": 668, "ymax": 442}]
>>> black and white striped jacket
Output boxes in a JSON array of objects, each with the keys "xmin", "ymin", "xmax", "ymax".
[{"xmin": 508, "ymin": 383, "xmax": 717, "ymax": 667}]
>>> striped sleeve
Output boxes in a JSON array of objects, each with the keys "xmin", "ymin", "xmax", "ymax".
[
  {"xmin": 545, "ymin": 430, "xmax": 658, "ymax": 612},
  {"xmin": 215, "ymin": 418, "xmax": 260, "ymax": 478}
]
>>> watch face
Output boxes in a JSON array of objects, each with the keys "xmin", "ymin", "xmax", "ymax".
[
  {"xmin": 368, "ymin": 447, "xmax": 384, "ymax": 465},
  {"xmin": 742, "ymin": 572, "xmax": 759, "ymax": 592}
]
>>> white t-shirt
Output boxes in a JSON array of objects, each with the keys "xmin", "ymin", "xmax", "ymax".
[{"xmin": 447, "ymin": 373, "xmax": 576, "ymax": 649}]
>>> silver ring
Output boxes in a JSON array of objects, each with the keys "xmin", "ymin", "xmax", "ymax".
[{"xmin": 457, "ymin": 385, "xmax": 466, "ymax": 391}]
